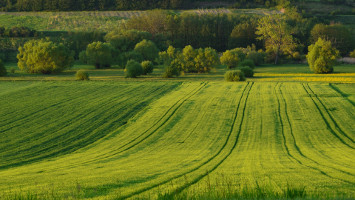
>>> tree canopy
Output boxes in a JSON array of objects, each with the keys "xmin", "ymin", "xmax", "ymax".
[
  {"xmin": 307, "ymin": 38, "xmax": 339, "ymax": 74},
  {"xmin": 17, "ymin": 39, "xmax": 74, "ymax": 74},
  {"xmin": 256, "ymin": 14, "xmax": 296, "ymax": 64}
]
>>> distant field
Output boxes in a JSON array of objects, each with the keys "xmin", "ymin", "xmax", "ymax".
[
  {"xmin": 0, "ymin": 9, "xmax": 277, "ymax": 31},
  {"xmin": 0, "ymin": 81, "xmax": 354, "ymax": 199}
]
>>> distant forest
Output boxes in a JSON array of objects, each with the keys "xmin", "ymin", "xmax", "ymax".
[{"xmin": 1, "ymin": 0, "xmax": 353, "ymax": 11}]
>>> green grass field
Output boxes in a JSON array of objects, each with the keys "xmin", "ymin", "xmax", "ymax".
[
  {"xmin": 0, "ymin": 65, "xmax": 354, "ymax": 199},
  {"xmin": 2, "ymin": 63, "xmax": 355, "ymax": 83}
]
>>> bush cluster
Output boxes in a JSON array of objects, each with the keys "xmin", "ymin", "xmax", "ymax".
[
  {"xmin": 76, "ymin": 70, "xmax": 90, "ymax": 80},
  {"xmin": 239, "ymin": 66, "xmax": 254, "ymax": 78},
  {"xmin": 162, "ymin": 59, "xmax": 181, "ymax": 78},
  {"xmin": 159, "ymin": 45, "xmax": 219, "ymax": 74},
  {"xmin": 307, "ymin": 38, "xmax": 339, "ymax": 74},
  {"xmin": 225, "ymin": 70, "xmax": 246, "ymax": 82},
  {"xmin": 17, "ymin": 39, "xmax": 74, "ymax": 74},
  {"xmin": 141, "ymin": 61, "xmax": 154, "ymax": 75},
  {"xmin": 125, "ymin": 60, "xmax": 143, "ymax": 78},
  {"xmin": 240, "ymin": 59, "xmax": 256, "ymax": 69}
]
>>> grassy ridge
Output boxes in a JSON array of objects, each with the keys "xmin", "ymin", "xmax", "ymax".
[{"xmin": 0, "ymin": 81, "xmax": 354, "ymax": 199}]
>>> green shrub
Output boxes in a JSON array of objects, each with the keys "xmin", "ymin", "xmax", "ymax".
[
  {"xmin": 350, "ymin": 49, "xmax": 355, "ymax": 58},
  {"xmin": 125, "ymin": 60, "xmax": 143, "ymax": 78},
  {"xmin": 307, "ymin": 38, "xmax": 339, "ymax": 74},
  {"xmin": 224, "ymin": 70, "xmax": 245, "ymax": 82},
  {"xmin": 141, "ymin": 61, "xmax": 154, "ymax": 75},
  {"xmin": 17, "ymin": 39, "xmax": 74, "ymax": 74},
  {"xmin": 239, "ymin": 66, "xmax": 254, "ymax": 77},
  {"xmin": 220, "ymin": 48, "xmax": 246, "ymax": 69},
  {"xmin": 239, "ymin": 59, "xmax": 255, "ymax": 69},
  {"xmin": 162, "ymin": 59, "xmax": 180, "ymax": 78},
  {"xmin": 76, "ymin": 70, "xmax": 90, "ymax": 81},
  {"xmin": 0, "ymin": 59, "xmax": 6, "ymax": 76}
]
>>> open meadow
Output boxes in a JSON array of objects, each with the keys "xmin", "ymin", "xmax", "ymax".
[{"xmin": 0, "ymin": 64, "xmax": 354, "ymax": 199}]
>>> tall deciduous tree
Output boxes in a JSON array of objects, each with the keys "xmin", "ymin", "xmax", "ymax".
[{"xmin": 256, "ymin": 14, "xmax": 295, "ymax": 64}]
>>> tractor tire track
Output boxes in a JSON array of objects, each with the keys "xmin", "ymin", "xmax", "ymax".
[
  {"xmin": 302, "ymin": 83, "xmax": 354, "ymax": 148},
  {"xmin": 120, "ymin": 82, "xmax": 253, "ymax": 199},
  {"xmin": 274, "ymin": 83, "xmax": 299, "ymax": 164},
  {"xmin": 329, "ymin": 83, "xmax": 355, "ymax": 107},
  {"xmin": 0, "ymin": 84, "xmax": 141, "ymax": 151},
  {"xmin": 279, "ymin": 84, "xmax": 355, "ymax": 177},
  {"xmin": 275, "ymin": 83, "xmax": 355, "ymax": 185},
  {"xmin": 0, "ymin": 84, "xmax": 174, "ymax": 169},
  {"xmin": 165, "ymin": 82, "xmax": 254, "ymax": 197},
  {"xmin": 112, "ymin": 82, "xmax": 208, "ymax": 155},
  {"xmin": 0, "ymin": 85, "xmax": 118, "ymax": 132}
]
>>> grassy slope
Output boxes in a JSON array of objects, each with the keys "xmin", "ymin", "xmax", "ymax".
[
  {"xmin": 0, "ymin": 81, "xmax": 354, "ymax": 199},
  {"xmin": 0, "ymin": 81, "xmax": 180, "ymax": 169}
]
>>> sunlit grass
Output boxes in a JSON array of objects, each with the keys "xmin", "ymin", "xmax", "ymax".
[{"xmin": 2, "ymin": 63, "xmax": 355, "ymax": 83}]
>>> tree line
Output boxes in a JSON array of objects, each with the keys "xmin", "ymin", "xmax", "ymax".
[{"xmin": 3, "ymin": 0, "xmax": 352, "ymax": 11}]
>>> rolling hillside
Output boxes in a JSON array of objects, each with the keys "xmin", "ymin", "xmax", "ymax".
[{"xmin": 0, "ymin": 81, "xmax": 354, "ymax": 199}]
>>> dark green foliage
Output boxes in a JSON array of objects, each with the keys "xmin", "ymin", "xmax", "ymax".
[
  {"xmin": 10, "ymin": 67, "xmax": 16, "ymax": 74},
  {"xmin": 240, "ymin": 59, "xmax": 256, "ymax": 69},
  {"xmin": 0, "ymin": 52, "xmax": 5, "ymax": 61},
  {"xmin": 141, "ymin": 61, "xmax": 154, "ymax": 75},
  {"xmin": 134, "ymin": 40, "xmax": 159, "ymax": 62},
  {"xmin": 0, "ymin": 59, "xmax": 6, "ymax": 76},
  {"xmin": 82, "ymin": 42, "xmax": 114, "ymax": 69},
  {"xmin": 0, "ymin": 0, "xmax": 292, "ymax": 12},
  {"xmin": 0, "ymin": 26, "xmax": 36, "ymax": 37},
  {"xmin": 105, "ymin": 29, "xmax": 152, "ymax": 52},
  {"xmin": 65, "ymin": 31, "xmax": 105, "ymax": 59},
  {"xmin": 350, "ymin": 50, "xmax": 355, "ymax": 58},
  {"xmin": 220, "ymin": 48, "xmax": 246, "ymax": 69},
  {"xmin": 125, "ymin": 11, "xmax": 251, "ymax": 52},
  {"xmin": 125, "ymin": 60, "xmax": 143, "ymax": 78},
  {"xmin": 17, "ymin": 39, "xmax": 74, "ymax": 74},
  {"xmin": 310, "ymin": 24, "xmax": 353, "ymax": 56},
  {"xmin": 239, "ymin": 66, "xmax": 254, "ymax": 78},
  {"xmin": 123, "ymin": 51, "xmax": 144, "ymax": 65},
  {"xmin": 79, "ymin": 51, "xmax": 88, "ymax": 64},
  {"xmin": 224, "ymin": 70, "xmax": 245, "ymax": 82},
  {"xmin": 76, "ymin": 70, "xmax": 90, "ymax": 80},
  {"xmin": 228, "ymin": 21, "xmax": 259, "ymax": 49},
  {"xmin": 246, "ymin": 51, "xmax": 265, "ymax": 66}
]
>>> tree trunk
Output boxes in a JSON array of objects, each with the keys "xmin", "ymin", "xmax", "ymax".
[{"xmin": 275, "ymin": 47, "xmax": 280, "ymax": 65}]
